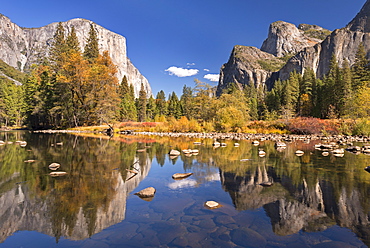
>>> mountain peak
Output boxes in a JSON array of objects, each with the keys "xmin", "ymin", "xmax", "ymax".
[{"xmin": 347, "ymin": 0, "xmax": 370, "ymax": 32}]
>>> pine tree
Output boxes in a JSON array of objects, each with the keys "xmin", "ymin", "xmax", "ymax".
[
  {"xmin": 281, "ymin": 71, "xmax": 300, "ymax": 118},
  {"xmin": 168, "ymin": 92, "xmax": 182, "ymax": 119},
  {"xmin": 146, "ymin": 96, "xmax": 156, "ymax": 121},
  {"xmin": 155, "ymin": 90, "xmax": 168, "ymax": 117},
  {"xmin": 49, "ymin": 22, "xmax": 67, "ymax": 70},
  {"xmin": 339, "ymin": 59, "xmax": 353, "ymax": 117},
  {"xmin": 352, "ymin": 43, "xmax": 370, "ymax": 90},
  {"xmin": 322, "ymin": 54, "xmax": 340, "ymax": 118},
  {"xmin": 137, "ymin": 83, "xmax": 147, "ymax": 122},
  {"xmin": 66, "ymin": 26, "xmax": 80, "ymax": 54},
  {"xmin": 298, "ymin": 68, "xmax": 315, "ymax": 116},
  {"xmin": 83, "ymin": 24, "xmax": 99, "ymax": 63},
  {"xmin": 180, "ymin": 85, "xmax": 193, "ymax": 119},
  {"xmin": 244, "ymin": 83, "xmax": 258, "ymax": 120}
]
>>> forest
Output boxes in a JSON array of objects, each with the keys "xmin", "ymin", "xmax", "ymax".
[{"xmin": 1, "ymin": 23, "xmax": 370, "ymax": 135}]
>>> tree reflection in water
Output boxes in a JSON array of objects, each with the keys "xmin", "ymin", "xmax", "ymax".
[{"xmin": 0, "ymin": 132, "xmax": 370, "ymax": 246}]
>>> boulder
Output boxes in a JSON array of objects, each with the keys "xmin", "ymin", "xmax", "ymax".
[
  {"xmin": 48, "ymin": 163, "xmax": 60, "ymax": 170},
  {"xmin": 49, "ymin": 171, "xmax": 67, "ymax": 177},
  {"xmin": 204, "ymin": 201, "xmax": 221, "ymax": 209},
  {"xmin": 134, "ymin": 187, "xmax": 156, "ymax": 198},
  {"xmin": 169, "ymin": 149, "xmax": 181, "ymax": 156},
  {"xmin": 172, "ymin": 173, "xmax": 193, "ymax": 180}
]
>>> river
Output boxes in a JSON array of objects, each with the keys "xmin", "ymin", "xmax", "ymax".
[{"xmin": 0, "ymin": 131, "xmax": 369, "ymax": 247}]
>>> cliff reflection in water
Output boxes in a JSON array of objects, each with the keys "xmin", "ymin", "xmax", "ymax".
[
  {"xmin": 217, "ymin": 140, "xmax": 370, "ymax": 244},
  {"xmin": 0, "ymin": 131, "xmax": 152, "ymax": 242},
  {"xmin": 1, "ymin": 132, "xmax": 370, "ymax": 246}
]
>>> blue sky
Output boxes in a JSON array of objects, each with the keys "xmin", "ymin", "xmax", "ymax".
[{"xmin": 2, "ymin": 0, "xmax": 366, "ymax": 97}]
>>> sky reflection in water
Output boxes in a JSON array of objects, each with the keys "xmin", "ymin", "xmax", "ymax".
[{"xmin": 0, "ymin": 131, "xmax": 369, "ymax": 247}]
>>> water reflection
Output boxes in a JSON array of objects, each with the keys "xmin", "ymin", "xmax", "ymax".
[
  {"xmin": 0, "ymin": 131, "xmax": 152, "ymax": 242},
  {"xmin": 0, "ymin": 132, "xmax": 370, "ymax": 246}
]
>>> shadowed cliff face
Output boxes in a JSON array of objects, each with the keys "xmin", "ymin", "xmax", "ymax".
[{"xmin": 0, "ymin": 14, "xmax": 151, "ymax": 97}]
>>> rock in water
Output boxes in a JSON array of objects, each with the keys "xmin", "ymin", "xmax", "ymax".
[
  {"xmin": 172, "ymin": 173, "xmax": 193, "ymax": 180},
  {"xmin": 260, "ymin": 182, "xmax": 273, "ymax": 187},
  {"xmin": 48, "ymin": 163, "xmax": 60, "ymax": 170},
  {"xmin": 135, "ymin": 187, "xmax": 156, "ymax": 198},
  {"xmin": 49, "ymin": 171, "xmax": 67, "ymax": 177},
  {"xmin": 169, "ymin": 149, "xmax": 181, "ymax": 156},
  {"xmin": 204, "ymin": 201, "xmax": 221, "ymax": 209}
]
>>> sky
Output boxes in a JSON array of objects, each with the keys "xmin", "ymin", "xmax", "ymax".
[{"xmin": 1, "ymin": 0, "xmax": 367, "ymax": 97}]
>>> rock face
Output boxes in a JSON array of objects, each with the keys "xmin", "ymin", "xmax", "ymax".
[
  {"xmin": 0, "ymin": 14, "xmax": 151, "ymax": 97},
  {"xmin": 278, "ymin": 0, "xmax": 370, "ymax": 81},
  {"xmin": 217, "ymin": 21, "xmax": 329, "ymax": 95},
  {"xmin": 217, "ymin": 46, "xmax": 283, "ymax": 95},
  {"xmin": 261, "ymin": 21, "xmax": 327, "ymax": 57}
]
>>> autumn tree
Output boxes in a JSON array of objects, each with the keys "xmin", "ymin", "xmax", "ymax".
[{"xmin": 87, "ymin": 51, "xmax": 120, "ymax": 125}]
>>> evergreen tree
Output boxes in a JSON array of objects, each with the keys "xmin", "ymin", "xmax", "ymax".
[
  {"xmin": 180, "ymin": 85, "xmax": 193, "ymax": 119},
  {"xmin": 281, "ymin": 71, "xmax": 300, "ymax": 118},
  {"xmin": 0, "ymin": 79, "xmax": 25, "ymax": 126},
  {"xmin": 339, "ymin": 59, "xmax": 353, "ymax": 117},
  {"xmin": 155, "ymin": 90, "xmax": 168, "ymax": 117},
  {"xmin": 322, "ymin": 54, "xmax": 340, "ymax": 118},
  {"xmin": 352, "ymin": 43, "xmax": 370, "ymax": 90},
  {"xmin": 137, "ymin": 83, "xmax": 147, "ymax": 122},
  {"xmin": 83, "ymin": 24, "xmax": 99, "ymax": 63},
  {"xmin": 298, "ymin": 68, "xmax": 315, "ymax": 116},
  {"xmin": 49, "ymin": 22, "xmax": 67, "ymax": 70},
  {"xmin": 118, "ymin": 76, "xmax": 137, "ymax": 121},
  {"xmin": 146, "ymin": 96, "xmax": 156, "ymax": 121},
  {"xmin": 66, "ymin": 26, "xmax": 80, "ymax": 54},
  {"xmin": 168, "ymin": 92, "xmax": 182, "ymax": 119},
  {"xmin": 244, "ymin": 83, "xmax": 258, "ymax": 120}
]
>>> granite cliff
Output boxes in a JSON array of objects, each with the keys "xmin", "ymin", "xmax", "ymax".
[
  {"xmin": 217, "ymin": 21, "xmax": 330, "ymax": 95},
  {"xmin": 219, "ymin": 0, "xmax": 370, "ymax": 95},
  {"xmin": 0, "ymin": 14, "xmax": 151, "ymax": 97},
  {"xmin": 279, "ymin": 0, "xmax": 370, "ymax": 80}
]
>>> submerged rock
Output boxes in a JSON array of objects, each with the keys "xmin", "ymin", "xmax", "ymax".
[
  {"xmin": 49, "ymin": 171, "xmax": 67, "ymax": 177},
  {"xmin": 260, "ymin": 182, "xmax": 273, "ymax": 187},
  {"xmin": 172, "ymin": 173, "xmax": 193, "ymax": 180},
  {"xmin": 135, "ymin": 187, "xmax": 156, "ymax": 198}
]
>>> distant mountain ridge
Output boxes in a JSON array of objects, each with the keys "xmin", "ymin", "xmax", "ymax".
[
  {"xmin": 217, "ymin": 21, "xmax": 330, "ymax": 95},
  {"xmin": 218, "ymin": 0, "xmax": 370, "ymax": 95},
  {"xmin": 0, "ymin": 14, "xmax": 151, "ymax": 97}
]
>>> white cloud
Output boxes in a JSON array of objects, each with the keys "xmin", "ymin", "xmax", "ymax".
[
  {"xmin": 168, "ymin": 178, "xmax": 197, "ymax": 190},
  {"xmin": 187, "ymin": 62, "xmax": 195, "ymax": 66},
  {"xmin": 165, "ymin": 66, "xmax": 199, "ymax": 77},
  {"xmin": 204, "ymin": 68, "xmax": 210, "ymax": 72},
  {"xmin": 204, "ymin": 74, "xmax": 220, "ymax": 82}
]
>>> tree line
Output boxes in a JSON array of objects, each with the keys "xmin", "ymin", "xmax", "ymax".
[{"xmin": 1, "ymin": 24, "xmax": 370, "ymax": 131}]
